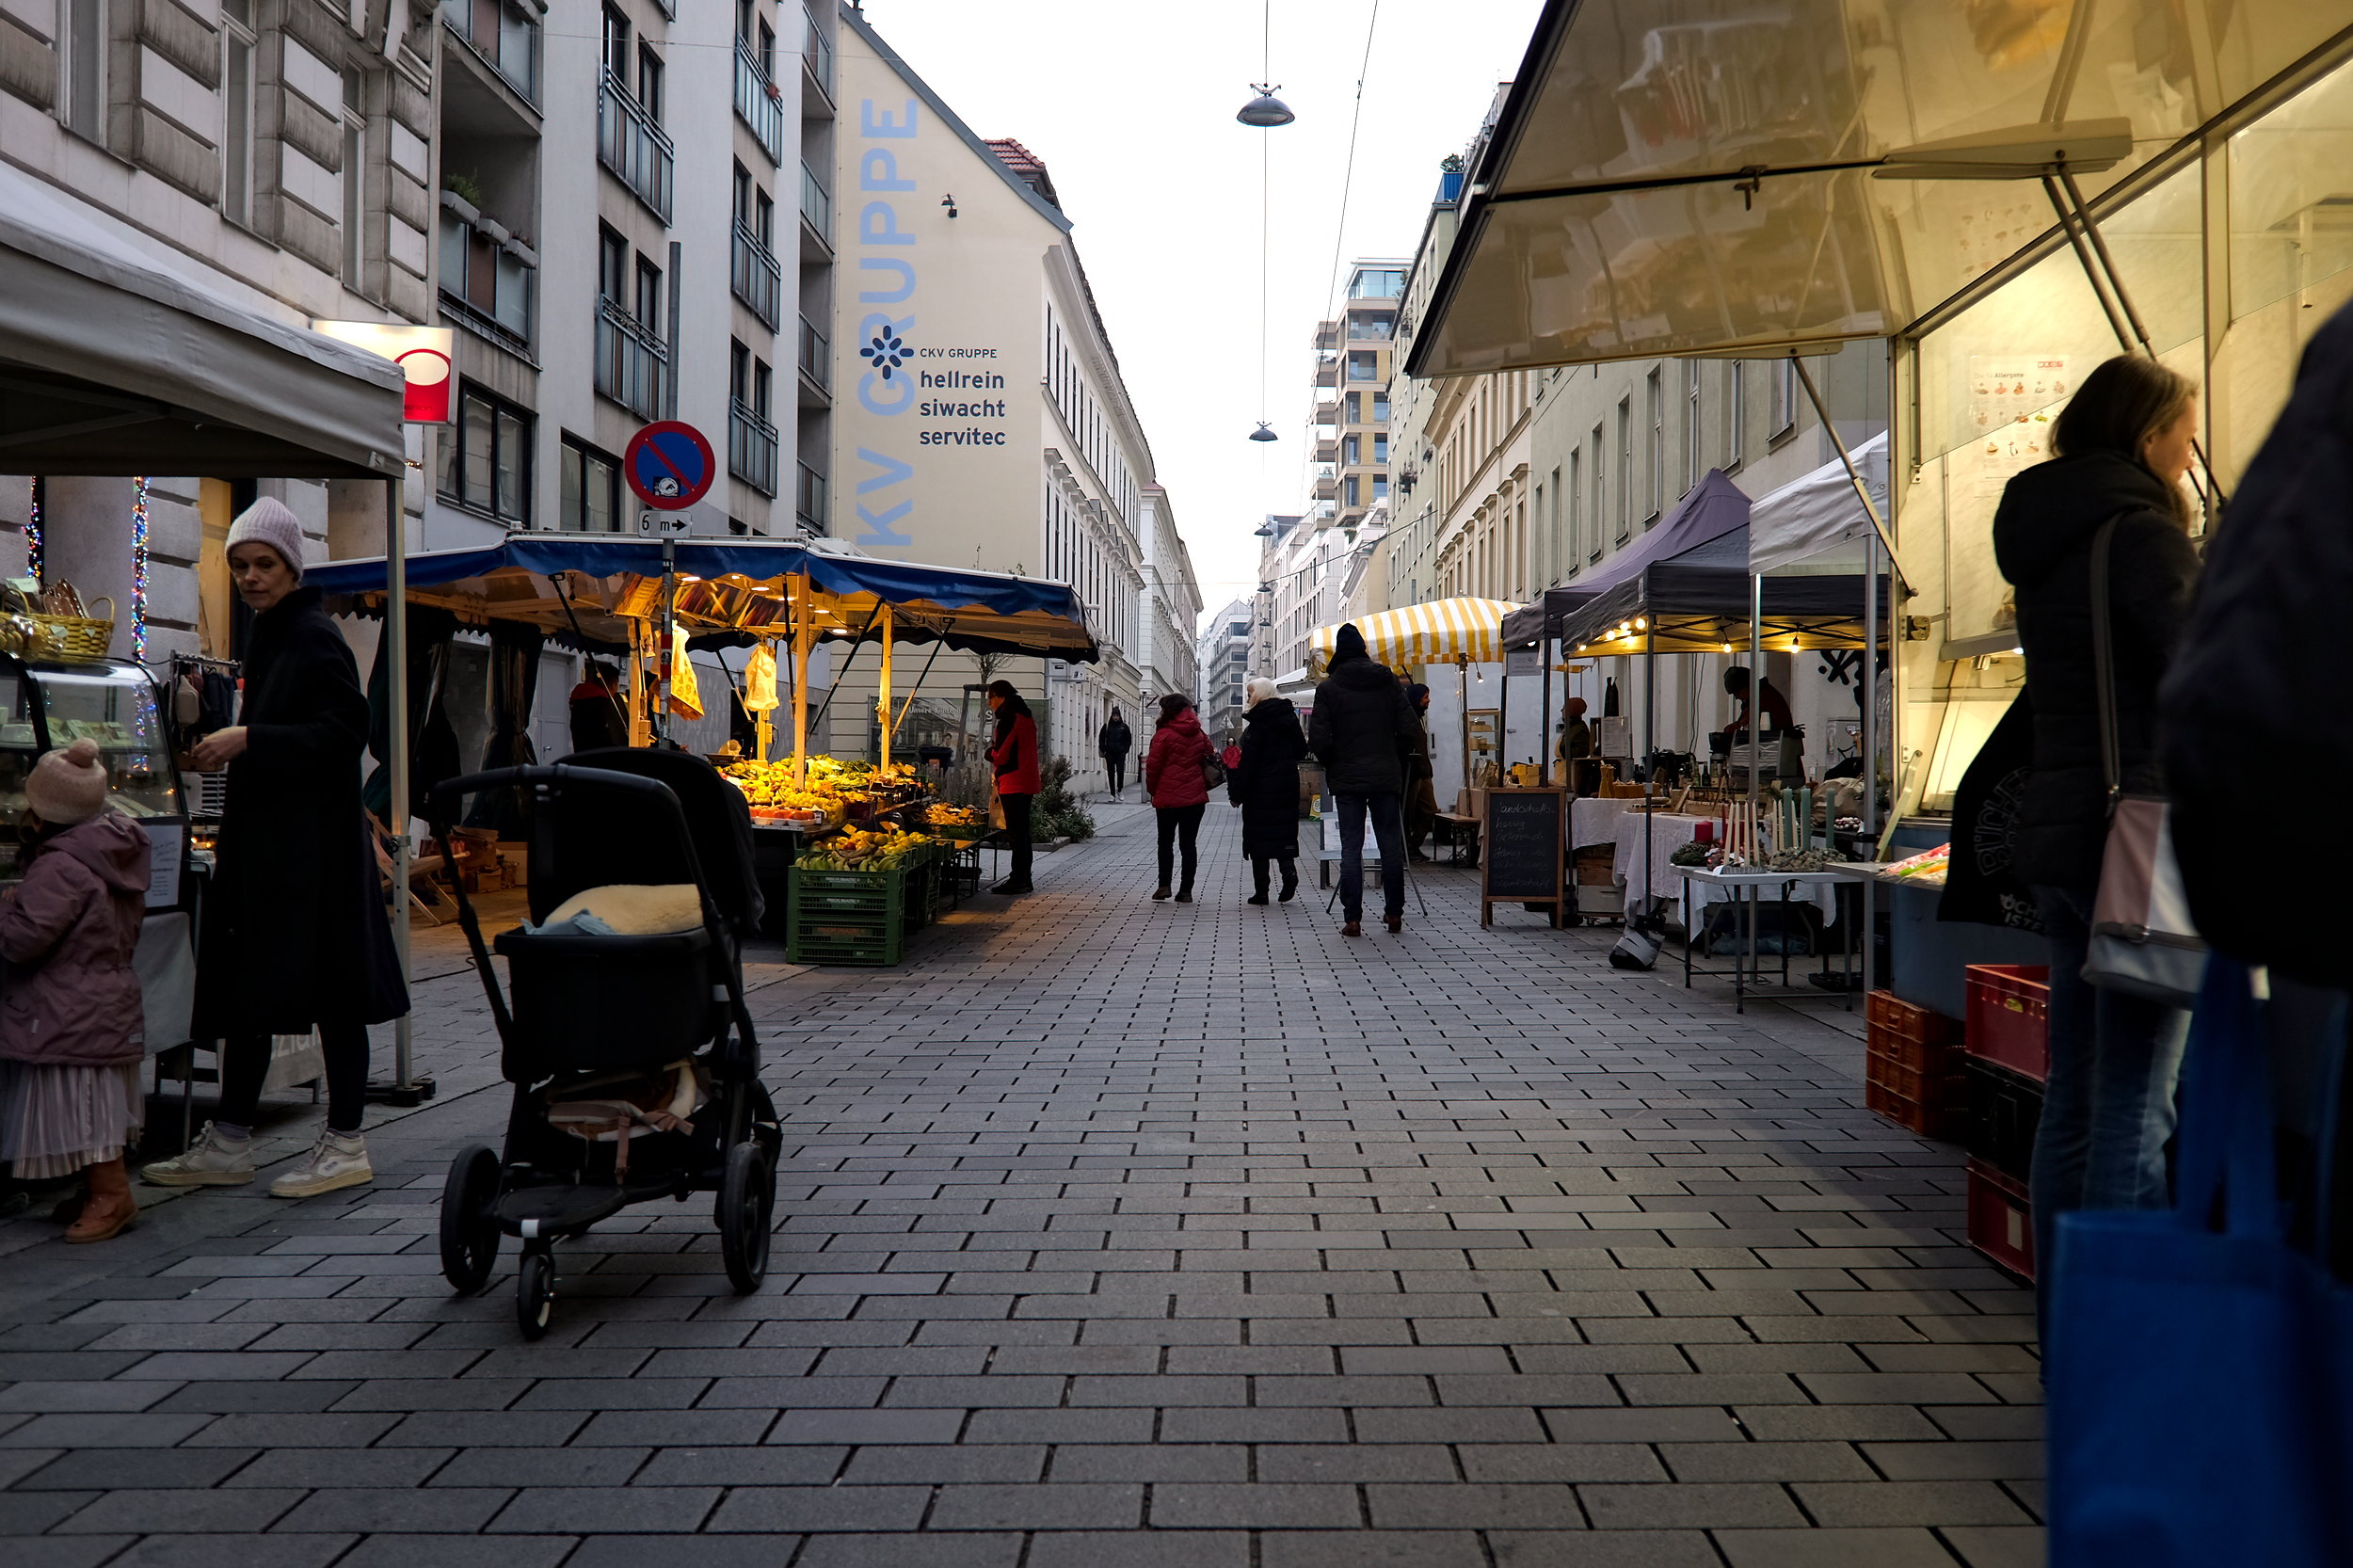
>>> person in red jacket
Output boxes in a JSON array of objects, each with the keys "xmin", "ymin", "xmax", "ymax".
[
  {"xmin": 984, "ymin": 680, "xmax": 1039, "ymax": 895},
  {"xmin": 1144, "ymin": 692, "xmax": 1215, "ymax": 903}
]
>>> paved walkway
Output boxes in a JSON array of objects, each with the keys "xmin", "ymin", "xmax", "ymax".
[{"xmin": 2, "ymin": 801, "xmax": 2041, "ymax": 1568}]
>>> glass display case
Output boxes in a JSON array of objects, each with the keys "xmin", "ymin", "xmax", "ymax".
[{"xmin": 0, "ymin": 656, "xmax": 184, "ymax": 905}]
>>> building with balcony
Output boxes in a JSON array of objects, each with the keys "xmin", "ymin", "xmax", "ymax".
[
  {"xmin": 0, "ymin": 0, "xmax": 437, "ymax": 664},
  {"xmin": 1308, "ymin": 260, "xmax": 1403, "ymax": 536},
  {"xmin": 827, "ymin": 10, "xmax": 1197, "ymax": 769},
  {"xmin": 1194, "ymin": 598, "xmax": 1254, "ymax": 746}
]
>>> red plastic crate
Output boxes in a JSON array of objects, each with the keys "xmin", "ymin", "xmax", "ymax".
[
  {"xmin": 1866, "ymin": 1053, "xmax": 1968, "ymax": 1106},
  {"xmin": 1966, "ymin": 1157, "xmax": 2035, "ymax": 1282},
  {"xmin": 1866, "ymin": 1078, "xmax": 1965, "ymax": 1141},
  {"xmin": 1966, "ymin": 965, "xmax": 2050, "ymax": 1083}
]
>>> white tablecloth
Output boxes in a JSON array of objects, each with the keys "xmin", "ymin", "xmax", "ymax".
[
  {"xmin": 1612, "ymin": 812, "xmax": 1711, "ymax": 903},
  {"xmin": 1570, "ymin": 795, "xmax": 1634, "ymax": 850},
  {"xmin": 1673, "ymin": 866, "xmax": 1845, "ymax": 938}
]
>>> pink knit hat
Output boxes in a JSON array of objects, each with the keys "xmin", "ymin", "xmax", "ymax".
[
  {"xmin": 226, "ymin": 496, "xmax": 306, "ymax": 579},
  {"xmin": 27, "ymin": 738, "xmax": 108, "ymax": 825}
]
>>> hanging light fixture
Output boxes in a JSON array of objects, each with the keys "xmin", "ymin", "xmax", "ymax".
[
  {"xmin": 1237, "ymin": 84, "xmax": 1295, "ymax": 127},
  {"xmin": 1249, "ymin": 422, "xmax": 1278, "ymax": 442}
]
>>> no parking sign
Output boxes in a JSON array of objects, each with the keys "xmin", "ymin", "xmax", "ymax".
[{"xmin": 623, "ymin": 421, "xmax": 717, "ymax": 510}]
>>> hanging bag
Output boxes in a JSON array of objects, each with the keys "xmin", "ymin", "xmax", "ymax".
[
  {"xmin": 2047, "ymin": 958, "xmax": 2353, "ymax": 1565},
  {"xmin": 2084, "ymin": 517, "xmax": 2206, "ymax": 1004},
  {"xmin": 1199, "ymin": 734, "xmax": 1227, "ymax": 792}
]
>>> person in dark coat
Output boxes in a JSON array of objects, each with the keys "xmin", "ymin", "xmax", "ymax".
[
  {"xmin": 568, "ymin": 661, "xmax": 630, "ymax": 755},
  {"xmin": 1402, "ymin": 682, "xmax": 1438, "ymax": 859},
  {"xmin": 1992, "ymin": 353, "xmax": 2201, "ymax": 1344},
  {"xmin": 1227, "ymin": 679, "xmax": 1305, "ymax": 904},
  {"xmin": 1097, "ymin": 708, "xmax": 1133, "ymax": 799},
  {"xmin": 1307, "ymin": 624, "xmax": 1417, "ymax": 936},
  {"xmin": 143, "ymin": 499, "xmax": 408, "ymax": 1201}
]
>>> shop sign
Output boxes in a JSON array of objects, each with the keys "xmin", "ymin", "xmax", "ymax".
[
  {"xmin": 624, "ymin": 421, "xmax": 717, "ymax": 510},
  {"xmin": 310, "ymin": 320, "xmax": 456, "ymax": 423}
]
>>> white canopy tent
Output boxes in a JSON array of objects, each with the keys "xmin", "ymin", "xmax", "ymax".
[{"xmin": 1749, "ymin": 433, "xmax": 1891, "ymax": 576}]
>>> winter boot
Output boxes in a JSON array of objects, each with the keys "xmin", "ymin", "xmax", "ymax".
[
  {"xmin": 1278, "ymin": 860, "xmax": 1299, "ymax": 902},
  {"xmin": 1247, "ymin": 858, "xmax": 1270, "ymax": 905}
]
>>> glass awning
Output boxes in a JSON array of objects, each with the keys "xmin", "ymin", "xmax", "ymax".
[{"xmin": 1410, "ymin": 0, "xmax": 2350, "ymax": 375}]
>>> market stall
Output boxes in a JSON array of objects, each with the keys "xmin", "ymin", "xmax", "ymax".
[{"xmin": 307, "ymin": 536, "xmax": 1096, "ymax": 960}]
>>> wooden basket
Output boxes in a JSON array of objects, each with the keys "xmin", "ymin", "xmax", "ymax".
[{"xmin": 24, "ymin": 597, "xmax": 115, "ymax": 661}]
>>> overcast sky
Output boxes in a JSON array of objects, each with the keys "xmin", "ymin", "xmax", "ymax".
[{"xmin": 852, "ymin": 0, "xmax": 1545, "ymax": 626}]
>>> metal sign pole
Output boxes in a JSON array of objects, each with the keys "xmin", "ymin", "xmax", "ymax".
[
  {"xmin": 659, "ymin": 534, "xmax": 676, "ymax": 745},
  {"xmin": 386, "ymin": 476, "xmax": 413, "ymax": 1096}
]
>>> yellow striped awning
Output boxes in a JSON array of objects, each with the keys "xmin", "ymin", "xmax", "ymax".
[{"xmin": 1307, "ymin": 598, "xmax": 1520, "ymax": 677}]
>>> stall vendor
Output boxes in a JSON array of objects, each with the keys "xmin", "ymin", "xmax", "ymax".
[
  {"xmin": 1720, "ymin": 666, "xmax": 1793, "ymax": 741},
  {"xmin": 1556, "ymin": 696, "xmax": 1596, "ymax": 795},
  {"xmin": 568, "ymin": 662, "xmax": 630, "ymax": 755}
]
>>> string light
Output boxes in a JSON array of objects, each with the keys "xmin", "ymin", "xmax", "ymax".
[
  {"xmin": 24, "ymin": 477, "xmax": 40, "ymax": 585},
  {"xmin": 131, "ymin": 476, "xmax": 149, "ymax": 658}
]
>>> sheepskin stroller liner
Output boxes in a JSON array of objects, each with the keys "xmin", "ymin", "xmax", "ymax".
[{"xmin": 425, "ymin": 750, "xmax": 778, "ymax": 1336}]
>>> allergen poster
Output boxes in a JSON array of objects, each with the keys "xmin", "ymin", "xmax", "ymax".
[{"xmin": 1969, "ymin": 355, "xmax": 2071, "ymax": 498}]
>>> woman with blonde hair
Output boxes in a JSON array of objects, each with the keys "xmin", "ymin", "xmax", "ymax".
[
  {"xmin": 1993, "ymin": 353, "xmax": 2201, "ymax": 1346},
  {"xmin": 1228, "ymin": 678, "xmax": 1306, "ymax": 904}
]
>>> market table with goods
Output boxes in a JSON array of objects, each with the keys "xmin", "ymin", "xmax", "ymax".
[{"xmin": 716, "ymin": 755, "xmax": 993, "ymax": 965}]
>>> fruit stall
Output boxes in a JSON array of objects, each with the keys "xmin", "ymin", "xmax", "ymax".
[{"xmin": 308, "ymin": 536, "xmax": 1097, "ymax": 964}]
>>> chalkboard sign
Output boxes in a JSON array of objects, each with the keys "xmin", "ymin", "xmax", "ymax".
[{"xmin": 1481, "ymin": 787, "xmax": 1566, "ymax": 928}]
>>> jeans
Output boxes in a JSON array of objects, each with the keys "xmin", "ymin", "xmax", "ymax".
[
  {"xmin": 1105, "ymin": 757, "xmax": 1126, "ymax": 794},
  {"xmin": 1337, "ymin": 792, "xmax": 1406, "ymax": 921},
  {"xmin": 1156, "ymin": 804, "xmax": 1204, "ymax": 890},
  {"xmin": 2030, "ymin": 882, "xmax": 2190, "ymax": 1349},
  {"xmin": 219, "ymin": 1022, "xmax": 372, "ymax": 1135},
  {"xmin": 999, "ymin": 792, "xmax": 1032, "ymax": 887}
]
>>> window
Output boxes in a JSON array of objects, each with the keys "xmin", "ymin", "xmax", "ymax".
[
  {"xmin": 1345, "ymin": 476, "xmax": 1360, "ymax": 508},
  {"xmin": 1374, "ymin": 433, "xmax": 1388, "ymax": 464},
  {"xmin": 220, "ymin": 0, "xmax": 255, "ymax": 224},
  {"xmin": 754, "ymin": 187, "xmax": 773, "ymax": 247},
  {"xmin": 1547, "ymin": 466, "xmax": 1562, "ymax": 581},
  {"xmin": 1724, "ymin": 360, "xmax": 1746, "ymax": 469},
  {"xmin": 729, "ymin": 338, "xmax": 750, "ymax": 404},
  {"xmin": 63, "ymin": 0, "xmax": 104, "ymax": 141},
  {"xmin": 752, "ymin": 358, "xmax": 772, "ymax": 420},
  {"xmin": 1342, "ymin": 435, "xmax": 1360, "ymax": 466},
  {"xmin": 1373, "ymin": 475, "xmax": 1388, "ymax": 502},
  {"xmin": 636, "ymin": 43, "xmax": 664, "ymax": 119},
  {"xmin": 1770, "ymin": 357, "xmax": 1797, "ymax": 437},
  {"xmin": 634, "ymin": 255, "xmax": 662, "ymax": 328},
  {"xmin": 1614, "ymin": 400, "xmax": 1632, "ymax": 543},
  {"xmin": 559, "ymin": 436, "xmax": 621, "ymax": 532},
  {"xmin": 598, "ymin": 226, "xmax": 627, "ymax": 303},
  {"xmin": 342, "ymin": 67, "xmax": 367, "ymax": 290},
  {"xmin": 601, "ymin": 6, "xmax": 630, "ymax": 84},
  {"xmin": 1587, "ymin": 425, "xmax": 1604, "ymax": 560},
  {"xmin": 439, "ymin": 384, "xmax": 532, "ymax": 523},
  {"xmin": 1685, "ymin": 359, "xmax": 1703, "ymax": 493},
  {"xmin": 1372, "ymin": 392, "xmax": 1390, "ymax": 423},
  {"xmin": 1563, "ymin": 457, "xmax": 1580, "ymax": 572},
  {"xmin": 1645, "ymin": 368, "xmax": 1663, "ymax": 519},
  {"xmin": 757, "ymin": 17, "xmax": 775, "ymax": 78},
  {"xmin": 1347, "ymin": 351, "xmax": 1378, "ymax": 382},
  {"xmin": 732, "ymin": 161, "xmax": 752, "ymax": 225}
]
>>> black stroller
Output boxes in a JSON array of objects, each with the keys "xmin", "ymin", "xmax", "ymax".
[{"xmin": 425, "ymin": 749, "xmax": 779, "ymax": 1337}]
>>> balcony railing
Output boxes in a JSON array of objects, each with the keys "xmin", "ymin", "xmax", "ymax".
[
  {"xmin": 796, "ymin": 462, "xmax": 827, "ymax": 533},
  {"xmin": 802, "ymin": 3, "xmax": 833, "ymax": 97},
  {"xmin": 729, "ymin": 400, "xmax": 779, "ymax": 497},
  {"xmin": 598, "ymin": 71, "xmax": 673, "ymax": 221},
  {"xmin": 730, "ymin": 220, "xmax": 782, "ymax": 330},
  {"xmin": 733, "ymin": 38, "xmax": 785, "ymax": 166},
  {"xmin": 797, "ymin": 314, "xmax": 829, "ymax": 391},
  {"xmin": 438, "ymin": 206, "xmax": 535, "ymax": 350},
  {"xmin": 799, "ymin": 161, "xmax": 831, "ymax": 242},
  {"xmin": 440, "ymin": 0, "xmax": 538, "ymax": 104},
  {"xmin": 594, "ymin": 296, "xmax": 667, "ymax": 420}
]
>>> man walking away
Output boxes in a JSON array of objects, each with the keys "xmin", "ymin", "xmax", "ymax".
[
  {"xmin": 1308, "ymin": 624, "xmax": 1417, "ymax": 936},
  {"xmin": 1098, "ymin": 707, "xmax": 1133, "ymax": 798}
]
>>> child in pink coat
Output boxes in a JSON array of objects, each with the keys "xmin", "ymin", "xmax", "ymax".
[{"xmin": 0, "ymin": 740, "xmax": 152, "ymax": 1241}]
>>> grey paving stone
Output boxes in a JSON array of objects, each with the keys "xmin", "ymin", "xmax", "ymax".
[
  {"xmin": 842, "ymin": 1445, "xmax": 1047, "ymax": 1483},
  {"xmin": 431, "ymin": 1446, "xmax": 648, "ymax": 1486},
  {"xmin": 1256, "ymin": 1444, "xmax": 1456, "ymax": 1482},
  {"xmin": 766, "ymin": 1408, "xmax": 963, "ymax": 1445},
  {"xmin": 1578, "ymin": 1481, "xmax": 1808, "ymax": 1529},
  {"xmin": 13, "ymin": 1447, "xmax": 256, "ymax": 1490},
  {"xmin": 1712, "ymin": 1527, "xmax": 1963, "ymax": 1567},
  {"xmin": 701, "ymin": 1483, "xmax": 930, "ymax": 1531},
  {"xmin": 1045, "ymin": 1443, "xmax": 1249, "ymax": 1482},
  {"xmin": 1366, "ymin": 1481, "xmax": 1588, "ymax": 1528},
  {"xmin": 97, "ymin": 1533, "xmax": 356, "ymax": 1568},
  {"xmin": 1792, "ymin": 1479, "xmax": 2038, "ymax": 1526},
  {"xmin": 1460, "ymin": 1444, "xmax": 1668, "ymax": 1483},
  {"xmin": 1150, "ymin": 1482, "xmax": 1363, "ymax": 1528},
  {"xmin": 1488, "ymin": 1529, "xmax": 1723, "ymax": 1566},
  {"xmin": 52, "ymin": 1486, "xmax": 306, "ymax": 1532},
  {"xmin": 1026, "ymin": 1531, "xmax": 1252, "ymax": 1568},
  {"xmin": 926, "ymin": 1481, "xmax": 1144, "ymax": 1528},
  {"xmin": 488, "ymin": 1483, "xmax": 721, "ymax": 1533},
  {"xmin": 1659, "ymin": 1439, "xmax": 1876, "ymax": 1481},
  {"xmin": 271, "ymin": 1485, "xmax": 513, "ymax": 1532},
  {"xmin": 333, "ymin": 1539, "xmax": 574, "ymax": 1568},
  {"xmin": 1258, "ymin": 1531, "xmax": 1486, "ymax": 1568},
  {"xmin": 4, "ymin": 1539, "xmax": 142, "ymax": 1568},
  {"xmin": 1943, "ymin": 1525, "xmax": 2048, "ymax": 1568},
  {"xmin": 792, "ymin": 1535, "xmax": 1022, "ymax": 1568},
  {"xmin": 566, "ymin": 1538, "xmax": 799, "ymax": 1568}
]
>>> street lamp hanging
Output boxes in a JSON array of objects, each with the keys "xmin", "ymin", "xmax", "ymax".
[
  {"xmin": 1248, "ymin": 422, "xmax": 1278, "ymax": 443},
  {"xmin": 1237, "ymin": 85, "xmax": 1295, "ymax": 127}
]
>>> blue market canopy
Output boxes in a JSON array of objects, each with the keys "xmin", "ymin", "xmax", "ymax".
[{"xmin": 308, "ymin": 536, "xmax": 1100, "ymax": 662}]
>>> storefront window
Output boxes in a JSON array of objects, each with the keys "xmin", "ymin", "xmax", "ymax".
[{"xmin": 440, "ymin": 383, "xmax": 533, "ymax": 524}]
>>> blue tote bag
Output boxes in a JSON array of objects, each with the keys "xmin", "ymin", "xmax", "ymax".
[{"xmin": 2047, "ymin": 958, "xmax": 2353, "ymax": 1566}]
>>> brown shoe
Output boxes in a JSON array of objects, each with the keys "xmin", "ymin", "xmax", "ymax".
[
  {"xmin": 65, "ymin": 1191, "xmax": 136, "ymax": 1244},
  {"xmin": 1341, "ymin": 920, "xmax": 1362, "ymax": 937},
  {"xmin": 1385, "ymin": 918, "xmax": 1402, "ymax": 933}
]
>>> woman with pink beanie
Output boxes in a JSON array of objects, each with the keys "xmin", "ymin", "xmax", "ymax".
[{"xmin": 0, "ymin": 738, "xmax": 153, "ymax": 1241}]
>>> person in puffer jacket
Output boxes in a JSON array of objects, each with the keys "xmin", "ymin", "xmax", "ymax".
[
  {"xmin": 1144, "ymin": 693, "xmax": 1215, "ymax": 903},
  {"xmin": 0, "ymin": 740, "xmax": 152, "ymax": 1242}
]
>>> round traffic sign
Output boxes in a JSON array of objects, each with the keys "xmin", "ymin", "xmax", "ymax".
[{"xmin": 624, "ymin": 421, "xmax": 717, "ymax": 510}]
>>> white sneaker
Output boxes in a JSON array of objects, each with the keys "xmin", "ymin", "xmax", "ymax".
[
  {"xmin": 269, "ymin": 1129, "xmax": 374, "ymax": 1199},
  {"xmin": 139, "ymin": 1123, "xmax": 255, "ymax": 1187}
]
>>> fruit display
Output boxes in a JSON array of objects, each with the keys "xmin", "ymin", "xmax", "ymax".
[
  {"xmin": 1882, "ymin": 842, "xmax": 1950, "ymax": 886},
  {"xmin": 798, "ymin": 826, "xmax": 936, "ymax": 872},
  {"xmin": 924, "ymin": 803, "xmax": 987, "ymax": 833}
]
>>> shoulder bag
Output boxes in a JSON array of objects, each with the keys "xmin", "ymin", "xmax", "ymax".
[{"xmin": 2084, "ymin": 515, "xmax": 2206, "ymax": 1005}]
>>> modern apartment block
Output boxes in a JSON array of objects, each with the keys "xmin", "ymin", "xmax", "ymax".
[
  {"xmin": 1194, "ymin": 597, "xmax": 1253, "ymax": 744},
  {"xmin": 1313, "ymin": 261, "xmax": 1404, "ymax": 532},
  {"xmin": 0, "ymin": 0, "xmax": 439, "ymax": 661},
  {"xmin": 426, "ymin": 0, "xmax": 837, "ymax": 549}
]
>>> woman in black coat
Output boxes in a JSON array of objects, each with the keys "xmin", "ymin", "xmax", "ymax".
[
  {"xmin": 1227, "ymin": 679, "xmax": 1305, "ymax": 904},
  {"xmin": 143, "ymin": 500, "xmax": 408, "ymax": 1201},
  {"xmin": 1991, "ymin": 354, "xmax": 2201, "ymax": 1345}
]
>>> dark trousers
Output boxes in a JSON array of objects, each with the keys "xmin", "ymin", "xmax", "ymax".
[
  {"xmin": 999, "ymin": 792, "xmax": 1032, "ymax": 886},
  {"xmin": 1156, "ymin": 804, "xmax": 1205, "ymax": 890},
  {"xmin": 218, "ymin": 1022, "xmax": 372, "ymax": 1134},
  {"xmin": 1250, "ymin": 854, "xmax": 1298, "ymax": 898},
  {"xmin": 1104, "ymin": 757, "xmax": 1126, "ymax": 794},
  {"xmin": 1337, "ymin": 792, "xmax": 1406, "ymax": 921}
]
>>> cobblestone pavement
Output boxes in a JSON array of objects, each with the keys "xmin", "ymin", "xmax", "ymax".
[{"xmin": 1, "ymin": 801, "xmax": 2041, "ymax": 1568}]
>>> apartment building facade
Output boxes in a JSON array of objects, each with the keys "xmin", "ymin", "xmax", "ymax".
[
  {"xmin": 827, "ymin": 8, "xmax": 1194, "ymax": 770},
  {"xmin": 1133, "ymin": 483, "xmax": 1201, "ymax": 711},
  {"xmin": 0, "ymin": 0, "xmax": 440, "ymax": 662},
  {"xmin": 1194, "ymin": 596, "xmax": 1252, "ymax": 745}
]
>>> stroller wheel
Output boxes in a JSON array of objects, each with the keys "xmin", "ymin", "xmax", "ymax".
[
  {"xmin": 717, "ymin": 1142, "xmax": 774, "ymax": 1294},
  {"xmin": 516, "ymin": 1247, "xmax": 555, "ymax": 1339},
  {"xmin": 439, "ymin": 1145, "xmax": 502, "ymax": 1295}
]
